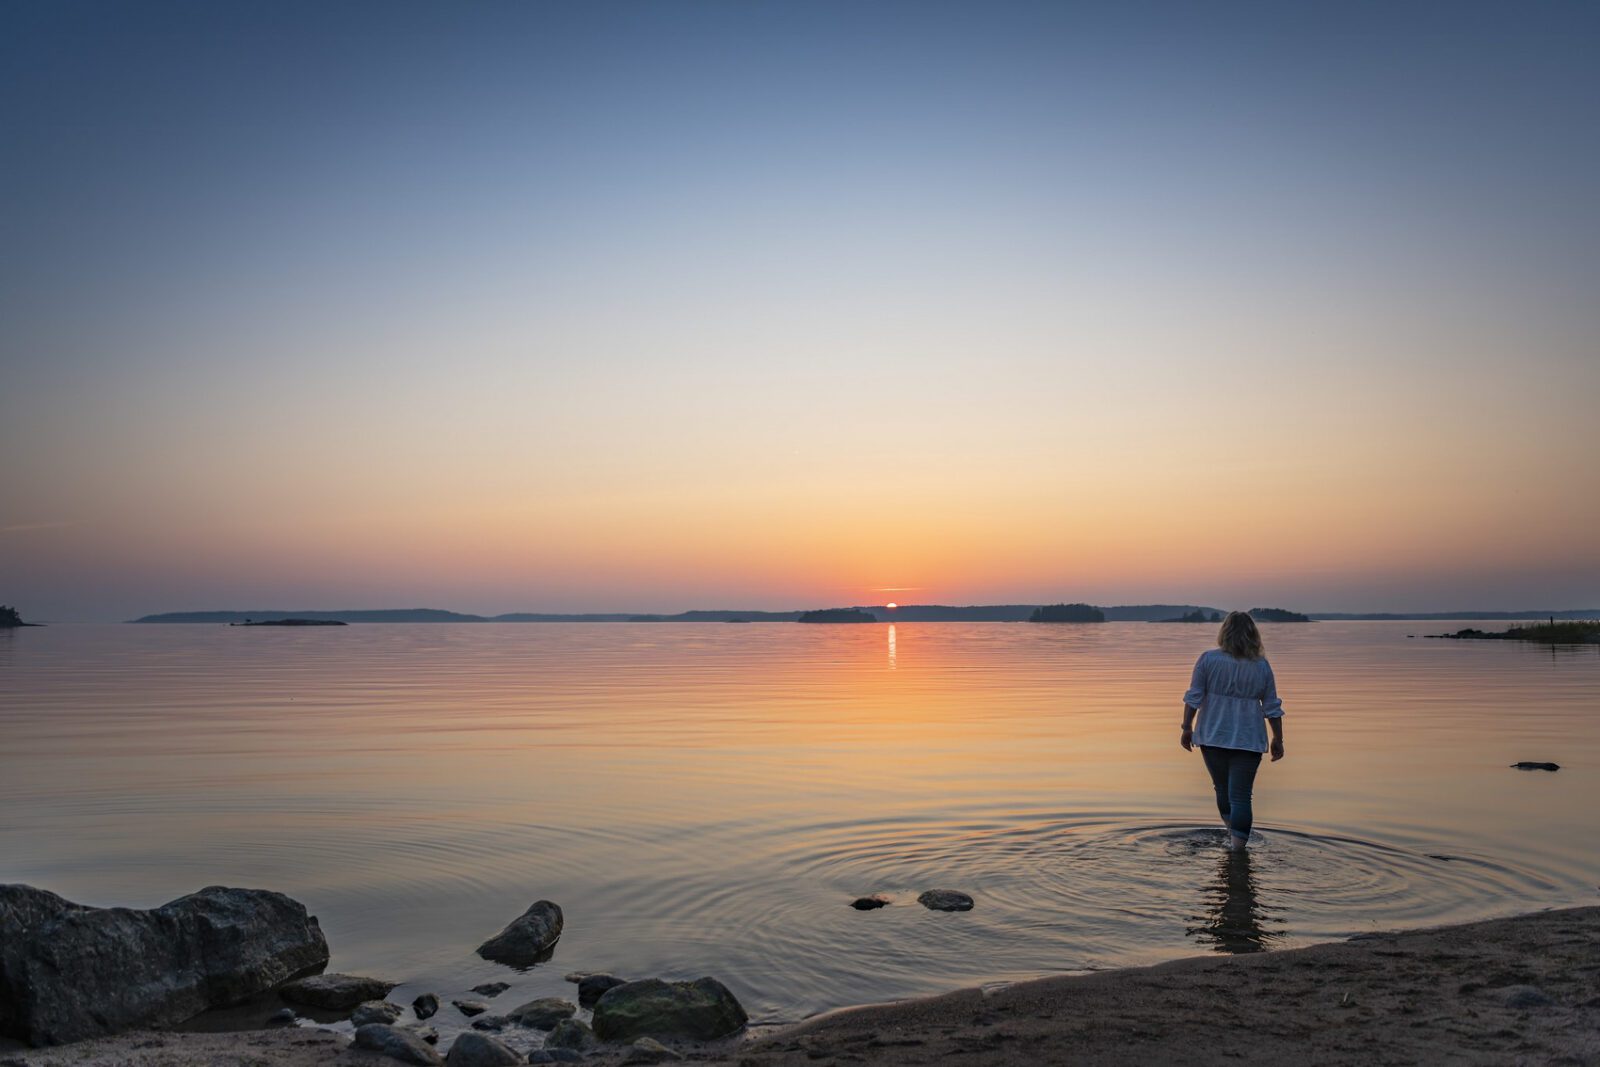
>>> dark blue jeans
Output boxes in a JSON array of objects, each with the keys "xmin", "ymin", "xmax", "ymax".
[{"xmin": 1200, "ymin": 745, "xmax": 1263, "ymax": 839}]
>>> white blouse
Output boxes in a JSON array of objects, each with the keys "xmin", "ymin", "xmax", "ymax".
[{"xmin": 1183, "ymin": 648, "xmax": 1285, "ymax": 753}]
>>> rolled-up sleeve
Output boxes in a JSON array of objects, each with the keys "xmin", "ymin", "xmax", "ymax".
[
  {"xmin": 1182, "ymin": 654, "xmax": 1207, "ymax": 708},
  {"xmin": 1261, "ymin": 660, "xmax": 1284, "ymax": 718}
]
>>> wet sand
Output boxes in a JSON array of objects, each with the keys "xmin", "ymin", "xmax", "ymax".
[{"xmin": 8, "ymin": 907, "xmax": 1597, "ymax": 1066}]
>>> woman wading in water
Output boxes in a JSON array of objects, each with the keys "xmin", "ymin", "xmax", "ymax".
[{"xmin": 1181, "ymin": 611, "xmax": 1285, "ymax": 850}]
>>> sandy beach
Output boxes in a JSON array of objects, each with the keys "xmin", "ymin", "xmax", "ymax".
[{"xmin": 7, "ymin": 906, "xmax": 1596, "ymax": 1067}]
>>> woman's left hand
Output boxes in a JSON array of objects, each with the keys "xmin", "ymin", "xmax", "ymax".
[
  {"xmin": 1180, "ymin": 727, "xmax": 1193, "ymax": 752},
  {"xmin": 1270, "ymin": 739, "xmax": 1285, "ymax": 762}
]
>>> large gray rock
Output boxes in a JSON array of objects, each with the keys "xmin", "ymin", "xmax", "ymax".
[
  {"xmin": 477, "ymin": 901, "xmax": 563, "ymax": 967},
  {"xmin": 280, "ymin": 972, "xmax": 397, "ymax": 1010},
  {"xmin": 0, "ymin": 883, "xmax": 329, "ymax": 1046},
  {"xmin": 354, "ymin": 1022, "xmax": 445, "ymax": 1064},
  {"xmin": 506, "ymin": 997, "xmax": 575, "ymax": 1030},
  {"xmin": 591, "ymin": 978, "xmax": 747, "ymax": 1042},
  {"xmin": 444, "ymin": 1031, "xmax": 522, "ymax": 1066}
]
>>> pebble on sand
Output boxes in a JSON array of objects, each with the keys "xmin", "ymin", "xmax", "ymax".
[
  {"xmin": 443, "ymin": 1031, "xmax": 522, "ymax": 1066},
  {"xmin": 352, "ymin": 1022, "xmax": 444, "ymax": 1065},
  {"xmin": 625, "ymin": 1037, "xmax": 685, "ymax": 1064},
  {"xmin": 545, "ymin": 1018, "xmax": 597, "ymax": 1050}
]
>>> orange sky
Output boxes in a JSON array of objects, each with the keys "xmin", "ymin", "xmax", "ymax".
[{"xmin": 3, "ymin": 4, "xmax": 1598, "ymax": 619}]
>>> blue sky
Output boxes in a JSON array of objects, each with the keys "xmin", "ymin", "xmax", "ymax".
[{"xmin": 3, "ymin": 2, "xmax": 1597, "ymax": 618}]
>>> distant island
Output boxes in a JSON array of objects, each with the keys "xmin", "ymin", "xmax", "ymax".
[
  {"xmin": 1, "ymin": 604, "xmax": 42, "ymax": 628},
  {"xmin": 230, "ymin": 618, "xmax": 347, "ymax": 627},
  {"xmin": 1248, "ymin": 607, "xmax": 1312, "ymax": 623},
  {"xmin": 131, "ymin": 604, "xmax": 1224, "ymax": 624},
  {"xmin": 1028, "ymin": 603, "xmax": 1106, "ymax": 623},
  {"xmin": 797, "ymin": 608, "xmax": 878, "ymax": 624},
  {"xmin": 1156, "ymin": 609, "xmax": 1222, "ymax": 623},
  {"xmin": 1430, "ymin": 620, "xmax": 1599, "ymax": 645},
  {"xmin": 126, "ymin": 604, "xmax": 1600, "ymax": 625}
]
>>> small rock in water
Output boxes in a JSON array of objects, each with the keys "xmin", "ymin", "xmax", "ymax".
[
  {"xmin": 414, "ymin": 993, "xmax": 441, "ymax": 1020},
  {"xmin": 591, "ymin": 977, "xmax": 748, "ymax": 1041},
  {"xmin": 472, "ymin": 982, "xmax": 511, "ymax": 997},
  {"xmin": 507, "ymin": 996, "xmax": 577, "ymax": 1030},
  {"xmin": 471, "ymin": 1014, "xmax": 510, "ymax": 1031},
  {"xmin": 268, "ymin": 1007, "xmax": 297, "ymax": 1024},
  {"xmin": 917, "ymin": 889, "xmax": 974, "ymax": 912},
  {"xmin": 412, "ymin": 1026, "xmax": 440, "ymax": 1045},
  {"xmin": 281, "ymin": 973, "xmax": 397, "ymax": 1011},
  {"xmin": 544, "ymin": 1018, "xmax": 596, "ymax": 1050},
  {"xmin": 351, "ymin": 1000, "xmax": 405, "ymax": 1026},
  {"xmin": 850, "ymin": 895, "xmax": 891, "ymax": 910},
  {"xmin": 625, "ymin": 1037, "xmax": 684, "ymax": 1064},
  {"xmin": 477, "ymin": 901, "xmax": 564, "ymax": 967},
  {"xmin": 353, "ymin": 1022, "xmax": 444, "ymax": 1065},
  {"xmin": 454, "ymin": 999, "xmax": 491, "ymax": 1017},
  {"xmin": 445, "ymin": 1031, "xmax": 523, "ymax": 1066},
  {"xmin": 1510, "ymin": 761, "xmax": 1560, "ymax": 771},
  {"xmin": 529, "ymin": 1051, "xmax": 584, "ymax": 1064},
  {"xmin": 1495, "ymin": 984, "xmax": 1554, "ymax": 1008},
  {"xmin": 577, "ymin": 973, "xmax": 628, "ymax": 1008}
]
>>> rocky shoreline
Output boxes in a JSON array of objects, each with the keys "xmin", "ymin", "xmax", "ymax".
[{"xmin": 3, "ymin": 904, "xmax": 1596, "ymax": 1065}]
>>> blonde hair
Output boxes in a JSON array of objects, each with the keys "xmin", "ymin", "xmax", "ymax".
[{"xmin": 1217, "ymin": 611, "xmax": 1263, "ymax": 660}]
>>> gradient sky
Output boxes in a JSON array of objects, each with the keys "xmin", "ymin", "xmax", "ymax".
[{"xmin": 4, "ymin": 1, "xmax": 1598, "ymax": 620}]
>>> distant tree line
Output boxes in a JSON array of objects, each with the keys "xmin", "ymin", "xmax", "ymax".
[
  {"xmin": 797, "ymin": 608, "xmax": 878, "ymax": 624},
  {"xmin": 1159, "ymin": 609, "xmax": 1223, "ymax": 623},
  {"xmin": 1247, "ymin": 607, "xmax": 1311, "ymax": 623},
  {"xmin": 1028, "ymin": 603, "xmax": 1106, "ymax": 623}
]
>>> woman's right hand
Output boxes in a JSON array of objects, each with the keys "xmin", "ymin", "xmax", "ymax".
[
  {"xmin": 1180, "ymin": 727, "xmax": 1193, "ymax": 752},
  {"xmin": 1270, "ymin": 739, "xmax": 1284, "ymax": 761}
]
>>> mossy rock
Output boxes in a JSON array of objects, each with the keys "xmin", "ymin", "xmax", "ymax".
[{"xmin": 591, "ymin": 978, "xmax": 747, "ymax": 1042}]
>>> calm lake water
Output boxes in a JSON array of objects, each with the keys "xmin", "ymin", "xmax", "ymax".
[{"xmin": 1, "ymin": 621, "xmax": 1595, "ymax": 1039}]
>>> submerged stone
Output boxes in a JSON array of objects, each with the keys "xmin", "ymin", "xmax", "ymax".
[
  {"xmin": 917, "ymin": 890, "xmax": 974, "ymax": 912},
  {"xmin": 506, "ymin": 997, "xmax": 575, "ymax": 1030},
  {"xmin": 281, "ymin": 972, "xmax": 395, "ymax": 1011},
  {"xmin": 352, "ymin": 1000, "xmax": 404, "ymax": 1026}
]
